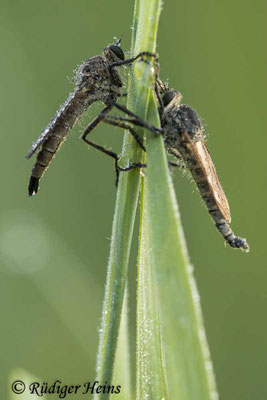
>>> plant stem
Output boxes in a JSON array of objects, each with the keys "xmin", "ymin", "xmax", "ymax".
[
  {"xmin": 141, "ymin": 92, "xmax": 219, "ymax": 399},
  {"xmin": 137, "ymin": 176, "xmax": 168, "ymax": 400},
  {"xmin": 94, "ymin": 0, "xmax": 161, "ymax": 398}
]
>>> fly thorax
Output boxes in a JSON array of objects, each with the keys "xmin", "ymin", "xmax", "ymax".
[
  {"xmin": 162, "ymin": 110, "xmax": 183, "ymax": 149},
  {"xmin": 109, "ymin": 66, "xmax": 123, "ymax": 89},
  {"xmin": 162, "ymin": 125, "xmax": 183, "ymax": 149},
  {"xmin": 176, "ymin": 105, "xmax": 203, "ymax": 138},
  {"xmin": 74, "ymin": 56, "xmax": 111, "ymax": 91}
]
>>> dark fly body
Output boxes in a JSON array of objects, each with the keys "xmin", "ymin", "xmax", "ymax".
[
  {"xmin": 26, "ymin": 43, "xmax": 159, "ymax": 196},
  {"xmin": 102, "ymin": 78, "xmax": 249, "ymax": 251},
  {"xmin": 155, "ymin": 81, "xmax": 249, "ymax": 251}
]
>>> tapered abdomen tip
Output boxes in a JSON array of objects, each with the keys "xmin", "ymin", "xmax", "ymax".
[
  {"xmin": 28, "ymin": 177, "xmax": 39, "ymax": 197},
  {"xmin": 231, "ymin": 237, "xmax": 250, "ymax": 252}
]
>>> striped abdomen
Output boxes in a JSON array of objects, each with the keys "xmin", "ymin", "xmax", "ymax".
[
  {"xmin": 28, "ymin": 90, "xmax": 91, "ymax": 196},
  {"xmin": 179, "ymin": 139, "xmax": 249, "ymax": 252}
]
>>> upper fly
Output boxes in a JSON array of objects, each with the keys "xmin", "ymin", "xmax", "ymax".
[{"xmin": 26, "ymin": 43, "xmax": 158, "ymax": 196}]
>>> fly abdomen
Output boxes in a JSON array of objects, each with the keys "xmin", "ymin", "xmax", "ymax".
[
  {"xmin": 191, "ymin": 166, "xmax": 249, "ymax": 251},
  {"xmin": 28, "ymin": 144, "xmax": 60, "ymax": 196},
  {"xmin": 215, "ymin": 219, "xmax": 249, "ymax": 252},
  {"xmin": 206, "ymin": 207, "xmax": 249, "ymax": 251},
  {"xmin": 28, "ymin": 92, "xmax": 88, "ymax": 196},
  {"xmin": 190, "ymin": 166, "xmax": 205, "ymax": 181},
  {"xmin": 32, "ymin": 136, "xmax": 62, "ymax": 179},
  {"xmin": 191, "ymin": 167, "xmax": 217, "ymax": 209},
  {"xmin": 196, "ymin": 180, "xmax": 210, "ymax": 195},
  {"xmin": 193, "ymin": 172, "xmax": 220, "ymax": 214}
]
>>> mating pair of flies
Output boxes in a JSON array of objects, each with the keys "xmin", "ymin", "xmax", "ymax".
[{"xmin": 26, "ymin": 42, "xmax": 249, "ymax": 252}]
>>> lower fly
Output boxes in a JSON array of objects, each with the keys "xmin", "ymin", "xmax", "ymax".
[
  {"xmin": 102, "ymin": 79, "xmax": 249, "ymax": 252},
  {"xmin": 156, "ymin": 82, "xmax": 249, "ymax": 251}
]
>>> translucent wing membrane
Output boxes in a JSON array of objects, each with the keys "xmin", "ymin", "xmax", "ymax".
[{"xmin": 192, "ymin": 140, "xmax": 231, "ymax": 223}]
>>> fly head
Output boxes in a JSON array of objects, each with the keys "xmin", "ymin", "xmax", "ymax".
[
  {"xmin": 104, "ymin": 44, "xmax": 125, "ymax": 63},
  {"xmin": 162, "ymin": 90, "xmax": 182, "ymax": 108}
]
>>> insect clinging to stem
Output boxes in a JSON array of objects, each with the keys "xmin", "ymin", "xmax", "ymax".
[
  {"xmin": 26, "ymin": 41, "xmax": 160, "ymax": 196},
  {"xmin": 103, "ymin": 74, "xmax": 249, "ymax": 252},
  {"xmin": 156, "ymin": 80, "xmax": 249, "ymax": 251}
]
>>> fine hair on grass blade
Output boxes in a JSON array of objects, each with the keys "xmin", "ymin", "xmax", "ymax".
[
  {"xmin": 137, "ymin": 175, "xmax": 168, "ymax": 400},
  {"xmin": 140, "ymin": 94, "xmax": 218, "ymax": 399},
  {"xmin": 111, "ymin": 286, "xmax": 132, "ymax": 400},
  {"xmin": 93, "ymin": 0, "xmax": 162, "ymax": 398}
]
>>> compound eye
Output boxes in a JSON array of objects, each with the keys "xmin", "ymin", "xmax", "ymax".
[
  {"xmin": 109, "ymin": 45, "xmax": 125, "ymax": 60},
  {"xmin": 162, "ymin": 91, "xmax": 176, "ymax": 106}
]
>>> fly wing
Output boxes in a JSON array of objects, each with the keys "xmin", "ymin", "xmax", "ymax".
[{"xmin": 192, "ymin": 140, "xmax": 231, "ymax": 223}]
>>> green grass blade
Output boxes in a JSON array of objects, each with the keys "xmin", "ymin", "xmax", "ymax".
[
  {"xmin": 111, "ymin": 286, "xmax": 132, "ymax": 400},
  {"xmin": 137, "ymin": 177, "xmax": 168, "ymax": 400},
  {"xmin": 131, "ymin": 1, "xmax": 170, "ymax": 398},
  {"xmin": 94, "ymin": 165, "xmax": 140, "ymax": 400},
  {"xmin": 142, "ymin": 94, "xmax": 219, "ymax": 399},
  {"xmin": 94, "ymin": 0, "xmax": 161, "ymax": 398}
]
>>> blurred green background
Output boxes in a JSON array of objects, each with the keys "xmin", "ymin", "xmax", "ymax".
[{"xmin": 0, "ymin": 0, "xmax": 266, "ymax": 399}]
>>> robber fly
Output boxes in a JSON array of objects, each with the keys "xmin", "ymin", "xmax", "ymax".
[
  {"xmin": 103, "ymin": 78, "xmax": 249, "ymax": 251},
  {"xmin": 155, "ymin": 81, "xmax": 249, "ymax": 251},
  {"xmin": 26, "ymin": 42, "xmax": 159, "ymax": 196}
]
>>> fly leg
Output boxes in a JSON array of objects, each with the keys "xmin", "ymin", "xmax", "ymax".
[
  {"xmin": 102, "ymin": 116, "xmax": 146, "ymax": 151},
  {"xmin": 103, "ymin": 117, "xmax": 181, "ymax": 172},
  {"xmin": 81, "ymin": 106, "xmax": 145, "ymax": 185},
  {"xmin": 81, "ymin": 105, "xmax": 120, "ymax": 184},
  {"xmin": 110, "ymin": 51, "xmax": 158, "ymax": 69},
  {"xmin": 106, "ymin": 102, "xmax": 163, "ymax": 135},
  {"xmin": 81, "ymin": 104, "xmax": 112, "ymax": 141},
  {"xmin": 168, "ymin": 160, "xmax": 185, "ymax": 169},
  {"xmin": 167, "ymin": 148, "xmax": 185, "ymax": 169},
  {"xmin": 101, "ymin": 116, "xmax": 147, "ymax": 182},
  {"xmin": 117, "ymin": 162, "xmax": 147, "ymax": 185}
]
